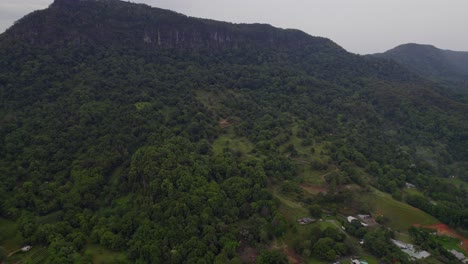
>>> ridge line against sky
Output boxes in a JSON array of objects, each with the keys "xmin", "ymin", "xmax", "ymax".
[{"xmin": 0, "ymin": 0, "xmax": 467, "ymax": 54}]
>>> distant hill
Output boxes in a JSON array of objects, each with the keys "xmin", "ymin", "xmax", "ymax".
[{"xmin": 373, "ymin": 43, "xmax": 468, "ymax": 84}]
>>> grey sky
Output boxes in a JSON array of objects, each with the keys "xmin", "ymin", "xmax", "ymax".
[{"xmin": 1, "ymin": 0, "xmax": 467, "ymax": 54}]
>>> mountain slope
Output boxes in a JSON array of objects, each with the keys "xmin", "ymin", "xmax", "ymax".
[
  {"xmin": 4, "ymin": 0, "xmax": 337, "ymax": 51},
  {"xmin": 0, "ymin": 1, "xmax": 467, "ymax": 263},
  {"xmin": 373, "ymin": 43, "xmax": 468, "ymax": 83}
]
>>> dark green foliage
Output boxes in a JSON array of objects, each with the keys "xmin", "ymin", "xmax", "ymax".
[
  {"xmin": 293, "ymin": 226, "xmax": 347, "ymax": 261},
  {"xmin": 0, "ymin": 246, "xmax": 7, "ymax": 262},
  {"xmin": 364, "ymin": 228, "xmax": 410, "ymax": 263},
  {"xmin": 0, "ymin": 0, "xmax": 467, "ymax": 263},
  {"xmin": 409, "ymin": 227, "xmax": 461, "ymax": 263},
  {"xmin": 374, "ymin": 43, "xmax": 468, "ymax": 84}
]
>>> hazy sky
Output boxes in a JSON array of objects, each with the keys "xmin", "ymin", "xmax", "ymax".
[{"xmin": 1, "ymin": 0, "xmax": 467, "ymax": 54}]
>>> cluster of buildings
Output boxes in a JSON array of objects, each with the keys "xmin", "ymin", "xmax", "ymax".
[
  {"xmin": 449, "ymin": 249, "xmax": 467, "ymax": 263},
  {"xmin": 391, "ymin": 239, "xmax": 431, "ymax": 260}
]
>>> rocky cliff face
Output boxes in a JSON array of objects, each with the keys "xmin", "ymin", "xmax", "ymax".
[{"xmin": 3, "ymin": 0, "xmax": 342, "ymax": 53}]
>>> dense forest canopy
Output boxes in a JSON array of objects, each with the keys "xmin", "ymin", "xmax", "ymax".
[
  {"xmin": 373, "ymin": 43, "xmax": 468, "ymax": 96},
  {"xmin": 0, "ymin": 0, "xmax": 467, "ymax": 263}
]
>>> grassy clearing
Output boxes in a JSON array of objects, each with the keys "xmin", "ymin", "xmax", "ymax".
[
  {"xmin": 195, "ymin": 90, "xmax": 223, "ymax": 112},
  {"xmin": 363, "ymin": 189, "xmax": 439, "ymax": 232},
  {"xmin": 446, "ymin": 177, "xmax": 468, "ymax": 189},
  {"xmin": 282, "ymin": 124, "xmax": 332, "ymax": 192},
  {"xmin": 134, "ymin": 102, "xmax": 151, "ymax": 111},
  {"xmin": 270, "ymin": 186, "xmax": 307, "ymax": 221},
  {"xmin": 37, "ymin": 211, "xmax": 63, "ymax": 224},
  {"xmin": 0, "ymin": 218, "xmax": 22, "ymax": 252},
  {"xmin": 395, "ymin": 232, "xmax": 412, "ymax": 243},
  {"xmin": 297, "ymin": 166, "xmax": 327, "ymax": 186},
  {"xmin": 195, "ymin": 89, "xmax": 242, "ymax": 116},
  {"xmin": 84, "ymin": 244, "xmax": 128, "ymax": 264},
  {"xmin": 212, "ymin": 129, "xmax": 253, "ymax": 157},
  {"xmin": 403, "ymin": 187, "xmax": 424, "ymax": 197},
  {"xmin": 437, "ymin": 236, "xmax": 463, "ymax": 251},
  {"xmin": 8, "ymin": 246, "xmax": 49, "ymax": 264}
]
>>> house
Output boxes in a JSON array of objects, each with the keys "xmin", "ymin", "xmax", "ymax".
[
  {"xmin": 449, "ymin": 249, "xmax": 467, "ymax": 262},
  {"xmin": 297, "ymin": 217, "xmax": 315, "ymax": 224},
  {"xmin": 411, "ymin": 250, "xmax": 431, "ymax": 259},
  {"xmin": 350, "ymin": 259, "xmax": 360, "ymax": 264},
  {"xmin": 21, "ymin": 245, "xmax": 32, "ymax": 252},
  {"xmin": 391, "ymin": 239, "xmax": 409, "ymax": 249},
  {"xmin": 391, "ymin": 239, "xmax": 431, "ymax": 259},
  {"xmin": 405, "ymin": 182, "xmax": 416, "ymax": 188},
  {"xmin": 357, "ymin": 214, "xmax": 371, "ymax": 220},
  {"xmin": 348, "ymin": 216, "xmax": 368, "ymax": 227}
]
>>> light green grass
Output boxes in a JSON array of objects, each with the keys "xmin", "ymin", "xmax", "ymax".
[
  {"xmin": 270, "ymin": 186, "xmax": 307, "ymax": 221},
  {"xmin": 437, "ymin": 236, "xmax": 463, "ymax": 251},
  {"xmin": 282, "ymin": 124, "xmax": 331, "ymax": 188},
  {"xmin": 403, "ymin": 188, "xmax": 424, "ymax": 197},
  {"xmin": 212, "ymin": 130, "xmax": 253, "ymax": 156},
  {"xmin": 134, "ymin": 102, "xmax": 151, "ymax": 111},
  {"xmin": 84, "ymin": 244, "xmax": 127, "ymax": 264},
  {"xmin": 446, "ymin": 177, "xmax": 468, "ymax": 189},
  {"xmin": 0, "ymin": 218, "xmax": 23, "ymax": 252},
  {"xmin": 297, "ymin": 166, "xmax": 327, "ymax": 186},
  {"xmin": 395, "ymin": 231, "xmax": 412, "ymax": 243},
  {"xmin": 195, "ymin": 90, "xmax": 223, "ymax": 111},
  {"xmin": 363, "ymin": 189, "xmax": 439, "ymax": 232}
]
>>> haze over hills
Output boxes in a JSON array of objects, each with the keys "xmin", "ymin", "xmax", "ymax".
[
  {"xmin": 0, "ymin": 0, "xmax": 467, "ymax": 263},
  {"xmin": 373, "ymin": 43, "xmax": 468, "ymax": 84}
]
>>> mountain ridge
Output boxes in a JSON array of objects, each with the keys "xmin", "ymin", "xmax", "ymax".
[
  {"xmin": 3, "ymin": 0, "xmax": 342, "ymax": 53},
  {"xmin": 373, "ymin": 43, "xmax": 468, "ymax": 83}
]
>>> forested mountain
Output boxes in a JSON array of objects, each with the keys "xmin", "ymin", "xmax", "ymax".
[
  {"xmin": 373, "ymin": 43, "xmax": 468, "ymax": 85},
  {"xmin": 1, "ymin": 0, "xmax": 467, "ymax": 263}
]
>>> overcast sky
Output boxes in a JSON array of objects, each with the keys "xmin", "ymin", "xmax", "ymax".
[{"xmin": 1, "ymin": 0, "xmax": 467, "ymax": 54}]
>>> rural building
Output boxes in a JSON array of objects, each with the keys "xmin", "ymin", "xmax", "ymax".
[
  {"xmin": 391, "ymin": 239, "xmax": 430, "ymax": 259},
  {"xmin": 347, "ymin": 216, "xmax": 368, "ymax": 227},
  {"xmin": 21, "ymin": 245, "xmax": 32, "ymax": 252},
  {"xmin": 449, "ymin": 249, "xmax": 467, "ymax": 263},
  {"xmin": 297, "ymin": 217, "xmax": 315, "ymax": 224}
]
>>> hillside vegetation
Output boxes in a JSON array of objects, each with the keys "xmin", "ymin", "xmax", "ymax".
[
  {"xmin": 373, "ymin": 43, "xmax": 468, "ymax": 94},
  {"xmin": 0, "ymin": 0, "xmax": 467, "ymax": 263}
]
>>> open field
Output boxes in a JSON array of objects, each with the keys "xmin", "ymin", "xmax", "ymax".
[
  {"xmin": 362, "ymin": 189, "xmax": 439, "ymax": 232},
  {"xmin": 84, "ymin": 244, "xmax": 128, "ymax": 264},
  {"xmin": 0, "ymin": 218, "xmax": 22, "ymax": 252},
  {"xmin": 212, "ymin": 130, "xmax": 254, "ymax": 157}
]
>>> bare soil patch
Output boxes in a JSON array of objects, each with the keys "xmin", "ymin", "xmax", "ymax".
[
  {"xmin": 239, "ymin": 245, "xmax": 258, "ymax": 263},
  {"xmin": 219, "ymin": 119, "xmax": 234, "ymax": 128}
]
